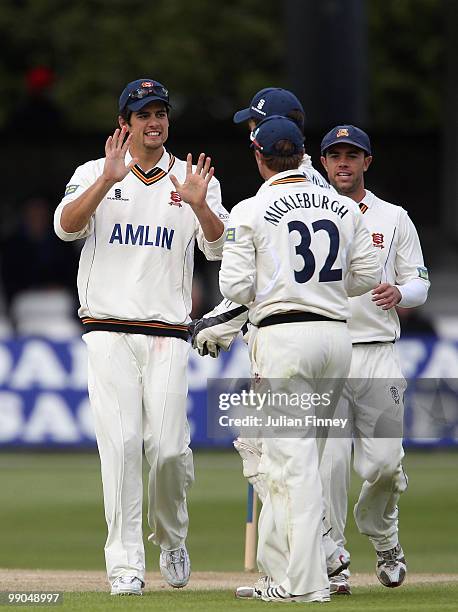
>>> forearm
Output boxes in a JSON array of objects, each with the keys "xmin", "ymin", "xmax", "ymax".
[
  {"xmin": 397, "ymin": 278, "xmax": 429, "ymax": 308},
  {"xmin": 193, "ymin": 203, "xmax": 224, "ymax": 242},
  {"xmin": 60, "ymin": 175, "xmax": 116, "ymax": 233},
  {"xmin": 345, "ymin": 269, "xmax": 380, "ymax": 297}
]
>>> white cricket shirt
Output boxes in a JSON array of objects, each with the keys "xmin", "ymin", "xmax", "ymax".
[
  {"xmin": 349, "ymin": 189, "xmax": 430, "ymax": 343},
  {"xmin": 54, "ymin": 149, "xmax": 228, "ymax": 329},
  {"xmin": 219, "ymin": 170, "xmax": 381, "ymax": 325}
]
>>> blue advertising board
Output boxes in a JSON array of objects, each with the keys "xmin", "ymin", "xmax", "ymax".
[{"xmin": 0, "ymin": 336, "xmax": 457, "ymax": 448}]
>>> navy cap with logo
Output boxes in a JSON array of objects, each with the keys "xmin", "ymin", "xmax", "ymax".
[
  {"xmin": 119, "ymin": 78, "xmax": 170, "ymax": 113},
  {"xmin": 320, "ymin": 125, "xmax": 372, "ymax": 155},
  {"xmin": 233, "ymin": 88, "xmax": 304, "ymax": 126},
  {"xmin": 250, "ymin": 115, "xmax": 304, "ymax": 156}
]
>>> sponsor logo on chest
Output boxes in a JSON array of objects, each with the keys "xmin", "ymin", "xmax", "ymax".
[
  {"xmin": 107, "ymin": 188, "xmax": 129, "ymax": 202},
  {"xmin": 109, "ymin": 223, "xmax": 175, "ymax": 250}
]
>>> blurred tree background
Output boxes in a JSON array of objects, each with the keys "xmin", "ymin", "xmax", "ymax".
[
  {"xmin": 0, "ymin": 0, "xmax": 446, "ymax": 130},
  {"xmin": 0, "ymin": 0, "xmax": 455, "ymax": 274},
  {"xmin": 369, "ymin": 0, "xmax": 444, "ymax": 130}
]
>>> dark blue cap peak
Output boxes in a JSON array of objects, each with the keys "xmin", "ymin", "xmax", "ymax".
[{"xmin": 234, "ymin": 88, "xmax": 304, "ymax": 128}]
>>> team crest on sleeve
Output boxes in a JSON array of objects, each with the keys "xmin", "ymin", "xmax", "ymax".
[
  {"xmin": 169, "ymin": 191, "xmax": 182, "ymax": 207},
  {"xmin": 372, "ymin": 232, "xmax": 384, "ymax": 248},
  {"xmin": 65, "ymin": 184, "xmax": 79, "ymax": 196},
  {"xmin": 226, "ymin": 227, "xmax": 236, "ymax": 242},
  {"xmin": 417, "ymin": 267, "xmax": 429, "ymax": 281}
]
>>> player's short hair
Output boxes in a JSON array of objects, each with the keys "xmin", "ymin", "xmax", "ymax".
[
  {"xmin": 119, "ymin": 108, "xmax": 133, "ymax": 123},
  {"xmin": 261, "ymin": 140, "xmax": 303, "ymax": 172}
]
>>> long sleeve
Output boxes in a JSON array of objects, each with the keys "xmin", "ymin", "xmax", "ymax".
[
  {"xmin": 219, "ymin": 203, "xmax": 257, "ymax": 305},
  {"xmin": 395, "ymin": 210, "xmax": 430, "ymax": 306},
  {"xmin": 195, "ymin": 177, "xmax": 229, "ymax": 260}
]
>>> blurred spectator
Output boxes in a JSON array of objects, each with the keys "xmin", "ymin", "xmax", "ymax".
[
  {"xmin": 397, "ymin": 306, "xmax": 437, "ymax": 337},
  {"xmin": 0, "ymin": 196, "xmax": 80, "ymax": 336},
  {"xmin": 191, "ymin": 273, "xmax": 205, "ymax": 320},
  {"xmin": 8, "ymin": 66, "xmax": 63, "ymax": 133},
  {"xmin": 190, "ymin": 268, "xmax": 223, "ymax": 319}
]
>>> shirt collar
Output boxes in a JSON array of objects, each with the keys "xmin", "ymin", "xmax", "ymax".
[
  {"xmin": 125, "ymin": 147, "xmax": 169, "ymax": 173},
  {"xmin": 359, "ymin": 189, "xmax": 375, "ymax": 208},
  {"xmin": 257, "ymin": 169, "xmax": 306, "ymax": 194}
]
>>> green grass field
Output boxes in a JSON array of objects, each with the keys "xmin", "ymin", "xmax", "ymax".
[
  {"xmin": 0, "ymin": 449, "xmax": 457, "ymax": 610},
  {"xmin": 2, "ymin": 584, "xmax": 456, "ymax": 612}
]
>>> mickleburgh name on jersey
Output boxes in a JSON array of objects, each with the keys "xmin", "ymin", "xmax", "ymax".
[
  {"xmin": 109, "ymin": 223, "xmax": 175, "ymax": 250},
  {"xmin": 264, "ymin": 192, "xmax": 348, "ymax": 226}
]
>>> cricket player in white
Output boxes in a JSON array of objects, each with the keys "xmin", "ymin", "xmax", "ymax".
[
  {"xmin": 54, "ymin": 78, "xmax": 228, "ymax": 595},
  {"xmin": 191, "ymin": 88, "xmax": 351, "ymax": 589},
  {"xmin": 319, "ymin": 125, "xmax": 430, "ymax": 594},
  {"xmin": 219, "ymin": 115, "xmax": 380, "ymax": 602},
  {"xmin": 236, "ymin": 88, "xmax": 352, "ymax": 577}
]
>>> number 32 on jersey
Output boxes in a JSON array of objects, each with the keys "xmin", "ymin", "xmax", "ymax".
[{"xmin": 288, "ymin": 219, "xmax": 342, "ymax": 283}]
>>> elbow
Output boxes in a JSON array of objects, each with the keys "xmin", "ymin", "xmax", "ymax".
[
  {"xmin": 203, "ymin": 235, "xmax": 225, "ymax": 261},
  {"xmin": 53, "ymin": 218, "xmax": 74, "ymax": 242},
  {"xmin": 205, "ymin": 249, "xmax": 224, "ymax": 261},
  {"xmin": 53, "ymin": 213, "xmax": 82, "ymax": 242},
  {"xmin": 412, "ymin": 288, "xmax": 428, "ymax": 308}
]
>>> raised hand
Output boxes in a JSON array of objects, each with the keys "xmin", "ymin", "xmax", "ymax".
[
  {"xmin": 169, "ymin": 153, "xmax": 214, "ymax": 211},
  {"xmin": 102, "ymin": 126, "xmax": 138, "ymax": 183}
]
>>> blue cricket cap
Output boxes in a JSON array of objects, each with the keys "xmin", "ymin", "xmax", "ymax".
[
  {"xmin": 320, "ymin": 125, "xmax": 372, "ymax": 155},
  {"xmin": 234, "ymin": 88, "xmax": 304, "ymax": 126},
  {"xmin": 250, "ymin": 115, "xmax": 304, "ymax": 156},
  {"xmin": 119, "ymin": 78, "xmax": 170, "ymax": 113}
]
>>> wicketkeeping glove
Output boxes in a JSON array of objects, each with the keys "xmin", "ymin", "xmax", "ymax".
[
  {"xmin": 190, "ymin": 299, "xmax": 249, "ymax": 358},
  {"xmin": 189, "ymin": 319, "xmax": 221, "ymax": 358}
]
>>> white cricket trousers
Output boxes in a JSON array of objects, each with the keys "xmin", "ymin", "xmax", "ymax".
[
  {"xmin": 83, "ymin": 331, "xmax": 194, "ymax": 583},
  {"xmin": 321, "ymin": 342, "xmax": 408, "ymax": 552},
  {"xmin": 252, "ymin": 321, "xmax": 352, "ymax": 596}
]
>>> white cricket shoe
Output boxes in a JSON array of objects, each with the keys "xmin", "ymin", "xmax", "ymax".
[
  {"xmin": 376, "ymin": 543, "xmax": 407, "ymax": 588},
  {"xmin": 236, "ymin": 575, "xmax": 274, "ymax": 599},
  {"xmin": 160, "ymin": 546, "xmax": 191, "ymax": 588},
  {"xmin": 327, "ymin": 546, "xmax": 351, "ymax": 577},
  {"xmin": 330, "ymin": 569, "xmax": 351, "ymax": 595},
  {"xmin": 260, "ymin": 585, "xmax": 330, "ymax": 603},
  {"xmin": 110, "ymin": 575, "xmax": 143, "ymax": 596}
]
